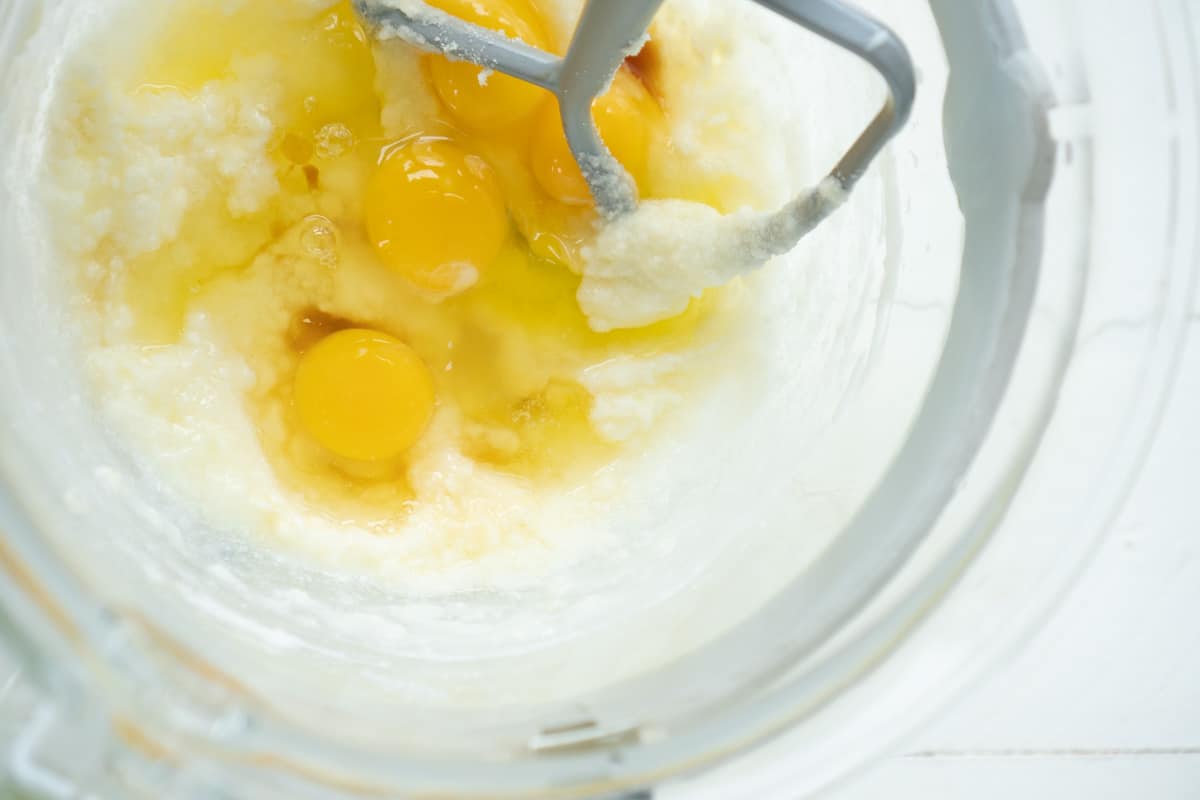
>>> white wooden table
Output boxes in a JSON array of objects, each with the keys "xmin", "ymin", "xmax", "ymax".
[{"xmin": 831, "ymin": 319, "xmax": 1200, "ymax": 798}]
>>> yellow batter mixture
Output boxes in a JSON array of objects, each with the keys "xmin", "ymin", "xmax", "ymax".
[{"xmin": 49, "ymin": 0, "xmax": 769, "ymax": 580}]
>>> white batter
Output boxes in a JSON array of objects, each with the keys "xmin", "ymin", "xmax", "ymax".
[{"xmin": 35, "ymin": 0, "xmax": 782, "ymax": 591}]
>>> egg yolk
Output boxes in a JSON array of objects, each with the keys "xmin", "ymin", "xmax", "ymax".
[
  {"xmin": 294, "ymin": 328, "xmax": 436, "ymax": 462},
  {"xmin": 531, "ymin": 68, "xmax": 658, "ymax": 206},
  {"xmin": 364, "ymin": 138, "xmax": 509, "ymax": 295},
  {"xmin": 425, "ymin": 0, "xmax": 551, "ymax": 130}
]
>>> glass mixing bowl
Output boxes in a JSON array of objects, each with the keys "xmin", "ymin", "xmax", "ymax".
[{"xmin": 0, "ymin": 0, "xmax": 1195, "ymax": 798}]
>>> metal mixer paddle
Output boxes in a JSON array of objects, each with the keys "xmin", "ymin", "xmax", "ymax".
[{"xmin": 355, "ymin": 0, "xmax": 915, "ymax": 273}]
